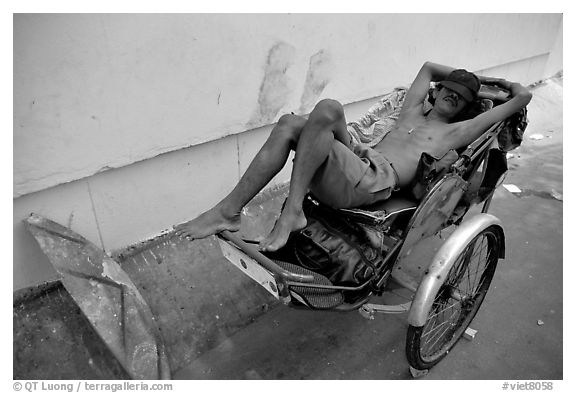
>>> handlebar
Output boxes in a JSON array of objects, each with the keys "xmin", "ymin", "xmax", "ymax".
[
  {"xmin": 218, "ymin": 230, "xmax": 316, "ymax": 284},
  {"xmin": 451, "ymin": 120, "xmax": 503, "ymax": 173}
]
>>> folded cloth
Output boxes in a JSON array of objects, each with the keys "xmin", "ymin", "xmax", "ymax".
[{"xmin": 346, "ymin": 87, "xmax": 408, "ymax": 147}]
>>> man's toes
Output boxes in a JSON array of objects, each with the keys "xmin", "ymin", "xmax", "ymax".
[
  {"xmin": 258, "ymin": 241, "xmax": 270, "ymax": 251},
  {"xmin": 177, "ymin": 230, "xmax": 191, "ymax": 239},
  {"xmin": 260, "ymin": 237, "xmax": 281, "ymax": 252},
  {"xmin": 259, "ymin": 238, "xmax": 275, "ymax": 251}
]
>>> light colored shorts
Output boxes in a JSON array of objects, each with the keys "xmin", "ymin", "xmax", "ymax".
[{"xmin": 309, "ymin": 142, "xmax": 400, "ymax": 209}]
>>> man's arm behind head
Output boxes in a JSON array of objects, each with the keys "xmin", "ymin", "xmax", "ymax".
[
  {"xmin": 402, "ymin": 62, "xmax": 457, "ymax": 112},
  {"xmin": 449, "ymin": 80, "xmax": 532, "ymax": 149}
]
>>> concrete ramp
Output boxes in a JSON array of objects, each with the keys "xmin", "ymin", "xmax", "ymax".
[{"xmin": 24, "ymin": 213, "xmax": 171, "ymax": 380}]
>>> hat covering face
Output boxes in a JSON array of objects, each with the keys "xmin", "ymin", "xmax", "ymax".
[{"xmin": 439, "ymin": 69, "xmax": 480, "ymax": 102}]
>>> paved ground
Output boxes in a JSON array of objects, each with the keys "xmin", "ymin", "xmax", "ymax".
[
  {"xmin": 175, "ymin": 76, "xmax": 563, "ymax": 380},
  {"xmin": 13, "ymin": 282, "xmax": 130, "ymax": 380}
]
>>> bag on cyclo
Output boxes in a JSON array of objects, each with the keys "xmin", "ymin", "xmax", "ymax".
[
  {"xmin": 497, "ymin": 107, "xmax": 528, "ymax": 152},
  {"xmin": 289, "ymin": 198, "xmax": 385, "ymax": 286}
]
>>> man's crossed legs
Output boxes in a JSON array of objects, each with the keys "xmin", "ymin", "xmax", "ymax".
[{"xmin": 174, "ymin": 99, "xmax": 353, "ymax": 252}]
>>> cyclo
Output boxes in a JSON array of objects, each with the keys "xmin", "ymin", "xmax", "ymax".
[{"xmin": 216, "ymin": 83, "xmax": 527, "ymax": 374}]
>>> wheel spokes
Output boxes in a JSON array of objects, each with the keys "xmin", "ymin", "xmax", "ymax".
[
  {"xmin": 419, "ymin": 231, "xmax": 498, "ymax": 361},
  {"xmin": 422, "ymin": 302, "xmax": 461, "ymax": 354}
]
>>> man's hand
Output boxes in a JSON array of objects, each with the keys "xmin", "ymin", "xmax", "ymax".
[
  {"xmin": 479, "ymin": 76, "xmax": 508, "ymax": 88},
  {"xmin": 479, "ymin": 76, "xmax": 527, "ymax": 95}
]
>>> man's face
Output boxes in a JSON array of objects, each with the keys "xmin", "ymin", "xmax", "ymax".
[{"xmin": 435, "ymin": 86, "xmax": 469, "ymax": 118}]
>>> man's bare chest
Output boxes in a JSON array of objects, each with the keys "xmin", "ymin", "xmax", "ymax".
[{"xmin": 380, "ymin": 117, "xmax": 457, "ymax": 158}]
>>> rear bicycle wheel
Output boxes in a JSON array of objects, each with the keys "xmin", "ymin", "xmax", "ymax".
[{"xmin": 406, "ymin": 225, "xmax": 501, "ymax": 370}]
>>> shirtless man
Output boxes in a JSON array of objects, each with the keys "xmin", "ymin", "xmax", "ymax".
[{"xmin": 175, "ymin": 61, "xmax": 532, "ymax": 251}]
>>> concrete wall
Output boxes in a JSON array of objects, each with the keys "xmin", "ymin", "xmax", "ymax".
[{"xmin": 14, "ymin": 13, "xmax": 563, "ymax": 290}]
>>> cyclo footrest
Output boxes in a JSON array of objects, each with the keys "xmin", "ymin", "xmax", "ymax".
[
  {"xmin": 216, "ymin": 234, "xmax": 344, "ymax": 309},
  {"xmin": 273, "ymin": 260, "xmax": 344, "ymax": 309}
]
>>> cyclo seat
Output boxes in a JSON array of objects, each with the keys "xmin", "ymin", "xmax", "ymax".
[{"xmin": 336, "ymin": 195, "xmax": 418, "ymax": 228}]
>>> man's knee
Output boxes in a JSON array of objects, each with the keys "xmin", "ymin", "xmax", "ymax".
[
  {"xmin": 312, "ymin": 99, "xmax": 344, "ymax": 124},
  {"xmin": 277, "ymin": 113, "xmax": 300, "ymax": 128},
  {"xmin": 271, "ymin": 114, "xmax": 304, "ymax": 143}
]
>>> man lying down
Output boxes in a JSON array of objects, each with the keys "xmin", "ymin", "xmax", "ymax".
[{"xmin": 175, "ymin": 61, "xmax": 532, "ymax": 252}]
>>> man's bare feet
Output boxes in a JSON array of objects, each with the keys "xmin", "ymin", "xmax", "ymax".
[
  {"xmin": 259, "ymin": 207, "xmax": 307, "ymax": 252},
  {"xmin": 174, "ymin": 206, "xmax": 240, "ymax": 241}
]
